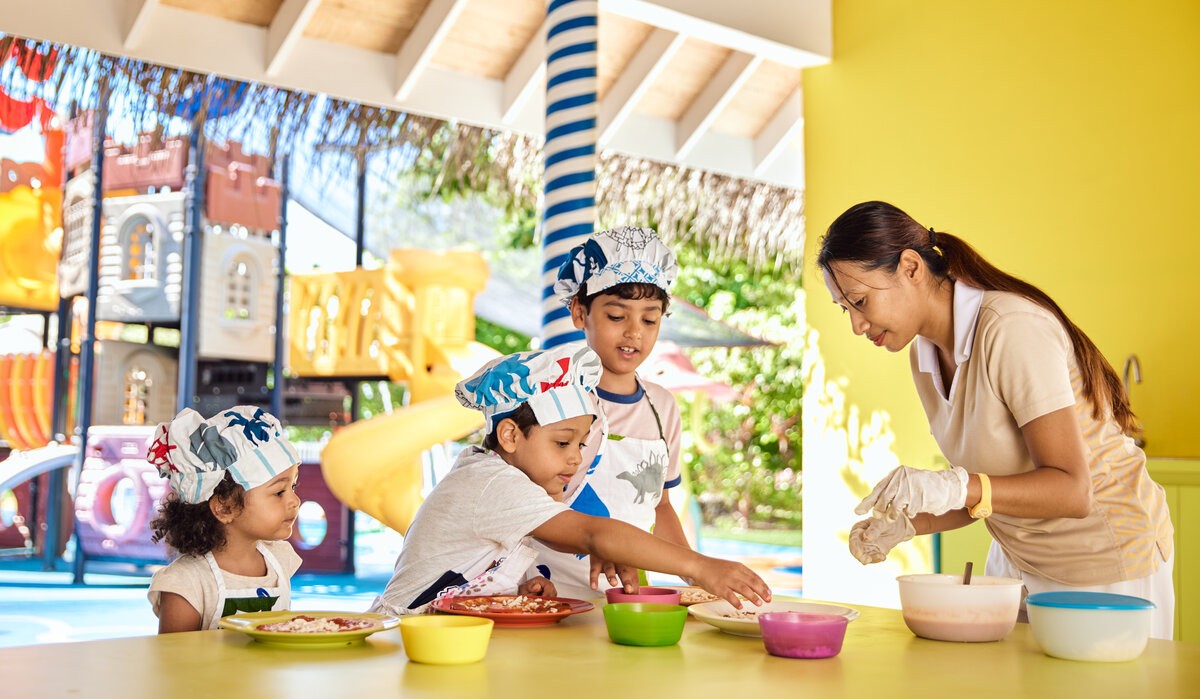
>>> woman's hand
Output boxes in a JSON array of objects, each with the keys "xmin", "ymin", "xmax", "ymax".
[
  {"xmin": 856, "ymin": 465, "xmax": 968, "ymax": 518},
  {"xmin": 848, "ymin": 511, "xmax": 915, "ymax": 564}
]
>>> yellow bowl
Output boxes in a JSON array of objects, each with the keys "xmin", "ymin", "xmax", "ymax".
[{"xmin": 399, "ymin": 615, "xmax": 494, "ymax": 664}]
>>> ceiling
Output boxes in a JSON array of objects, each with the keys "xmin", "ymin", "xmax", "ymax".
[{"xmin": 1, "ymin": 0, "xmax": 830, "ymax": 188}]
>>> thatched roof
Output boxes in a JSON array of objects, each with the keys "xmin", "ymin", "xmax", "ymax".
[{"xmin": 2, "ymin": 36, "xmax": 805, "ymax": 272}]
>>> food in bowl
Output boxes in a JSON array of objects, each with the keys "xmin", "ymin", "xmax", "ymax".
[
  {"xmin": 1025, "ymin": 591, "xmax": 1154, "ymax": 662},
  {"xmin": 602, "ymin": 602, "xmax": 688, "ymax": 646},
  {"xmin": 758, "ymin": 612, "xmax": 851, "ymax": 659},
  {"xmin": 400, "ymin": 615, "xmax": 494, "ymax": 665},
  {"xmin": 605, "ymin": 586, "xmax": 682, "ymax": 605},
  {"xmin": 256, "ymin": 615, "xmax": 376, "ymax": 633},
  {"xmin": 896, "ymin": 574, "xmax": 1022, "ymax": 642}
]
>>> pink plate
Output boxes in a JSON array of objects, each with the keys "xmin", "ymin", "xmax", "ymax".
[{"xmin": 430, "ymin": 595, "xmax": 595, "ymax": 627}]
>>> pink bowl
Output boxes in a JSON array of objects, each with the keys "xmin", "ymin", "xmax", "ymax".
[
  {"xmin": 758, "ymin": 612, "xmax": 850, "ymax": 659},
  {"xmin": 604, "ymin": 586, "xmax": 683, "ymax": 606}
]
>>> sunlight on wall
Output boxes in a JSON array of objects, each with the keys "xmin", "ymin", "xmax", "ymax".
[{"xmin": 801, "ymin": 328, "xmax": 931, "ymax": 609}]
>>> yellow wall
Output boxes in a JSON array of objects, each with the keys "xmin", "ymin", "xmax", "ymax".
[{"xmin": 799, "ymin": 1, "xmax": 1200, "ymax": 603}]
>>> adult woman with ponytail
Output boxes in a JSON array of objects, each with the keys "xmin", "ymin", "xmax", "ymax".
[{"xmin": 819, "ymin": 201, "xmax": 1174, "ymax": 639}]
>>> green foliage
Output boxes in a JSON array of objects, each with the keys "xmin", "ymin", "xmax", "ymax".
[{"xmin": 671, "ymin": 245, "xmax": 804, "ymax": 533}]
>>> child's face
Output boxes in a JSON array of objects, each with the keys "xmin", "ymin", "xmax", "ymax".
[
  {"xmin": 225, "ymin": 465, "xmax": 301, "ymax": 542},
  {"xmin": 503, "ymin": 414, "xmax": 593, "ymax": 500},
  {"xmin": 571, "ymin": 293, "xmax": 665, "ymax": 387}
]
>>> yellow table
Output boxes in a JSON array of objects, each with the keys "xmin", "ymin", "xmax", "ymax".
[{"xmin": 4, "ymin": 603, "xmax": 1197, "ymax": 698}]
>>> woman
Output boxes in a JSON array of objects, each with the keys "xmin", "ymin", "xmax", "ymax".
[{"xmin": 818, "ymin": 201, "xmax": 1174, "ymax": 639}]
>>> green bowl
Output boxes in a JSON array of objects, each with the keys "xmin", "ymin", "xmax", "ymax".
[{"xmin": 602, "ymin": 602, "xmax": 688, "ymax": 647}]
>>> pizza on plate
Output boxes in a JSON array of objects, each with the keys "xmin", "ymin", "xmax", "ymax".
[
  {"xmin": 255, "ymin": 615, "xmax": 376, "ymax": 633},
  {"xmin": 447, "ymin": 595, "xmax": 570, "ymax": 614}
]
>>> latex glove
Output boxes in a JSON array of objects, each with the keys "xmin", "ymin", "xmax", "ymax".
[
  {"xmin": 855, "ymin": 465, "xmax": 969, "ymax": 518},
  {"xmin": 849, "ymin": 512, "xmax": 915, "ymax": 564}
]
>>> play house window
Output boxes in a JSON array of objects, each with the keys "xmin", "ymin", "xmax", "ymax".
[
  {"xmin": 119, "ymin": 214, "xmax": 157, "ymax": 281},
  {"xmin": 122, "ymin": 367, "xmax": 151, "ymax": 425},
  {"xmin": 224, "ymin": 257, "xmax": 256, "ymax": 320},
  {"xmin": 64, "ymin": 195, "xmax": 89, "ymax": 265}
]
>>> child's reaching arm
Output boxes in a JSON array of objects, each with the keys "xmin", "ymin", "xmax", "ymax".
[
  {"xmin": 530, "ymin": 510, "xmax": 771, "ymax": 608},
  {"xmin": 157, "ymin": 592, "xmax": 203, "ymax": 634}
]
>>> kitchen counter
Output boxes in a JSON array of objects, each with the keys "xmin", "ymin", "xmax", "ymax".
[{"xmin": 3, "ymin": 601, "xmax": 1197, "ymax": 698}]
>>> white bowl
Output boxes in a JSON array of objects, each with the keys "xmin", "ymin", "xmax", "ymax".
[
  {"xmin": 897, "ymin": 574, "xmax": 1022, "ymax": 642},
  {"xmin": 1025, "ymin": 591, "xmax": 1154, "ymax": 662}
]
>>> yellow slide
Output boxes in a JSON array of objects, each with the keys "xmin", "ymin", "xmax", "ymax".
[{"xmin": 295, "ymin": 250, "xmax": 501, "ymax": 535}]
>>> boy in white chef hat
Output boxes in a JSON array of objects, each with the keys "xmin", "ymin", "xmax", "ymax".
[
  {"xmin": 369, "ymin": 343, "xmax": 770, "ymax": 615},
  {"xmin": 146, "ymin": 405, "xmax": 303, "ymax": 633},
  {"xmin": 531, "ymin": 226, "xmax": 692, "ymax": 600}
]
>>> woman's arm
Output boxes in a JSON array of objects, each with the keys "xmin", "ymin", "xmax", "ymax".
[
  {"xmin": 157, "ymin": 592, "xmax": 203, "ymax": 634},
  {"xmin": 530, "ymin": 510, "xmax": 770, "ymax": 607},
  {"xmin": 969, "ymin": 406, "xmax": 1093, "ymax": 519}
]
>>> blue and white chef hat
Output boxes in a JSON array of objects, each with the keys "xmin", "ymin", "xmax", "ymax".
[
  {"xmin": 147, "ymin": 406, "xmax": 300, "ymax": 504},
  {"xmin": 553, "ymin": 226, "xmax": 677, "ymax": 304},
  {"xmin": 455, "ymin": 343, "xmax": 603, "ymax": 434}
]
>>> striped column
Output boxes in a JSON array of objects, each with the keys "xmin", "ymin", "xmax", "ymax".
[{"xmin": 540, "ymin": 0, "xmax": 597, "ymax": 349}]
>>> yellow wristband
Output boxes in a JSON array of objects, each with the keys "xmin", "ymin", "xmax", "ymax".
[{"xmin": 968, "ymin": 473, "xmax": 992, "ymax": 519}]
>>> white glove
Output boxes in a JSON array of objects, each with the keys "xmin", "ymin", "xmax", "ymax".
[
  {"xmin": 848, "ymin": 512, "xmax": 915, "ymax": 564},
  {"xmin": 855, "ymin": 465, "xmax": 969, "ymax": 518}
]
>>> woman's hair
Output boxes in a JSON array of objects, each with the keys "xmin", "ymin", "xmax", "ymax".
[
  {"xmin": 817, "ymin": 200, "xmax": 1137, "ymax": 435},
  {"xmin": 482, "ymin": 402, "xmax": 540, "ymax": 451},
  {"xmin": 150, "ymin": 471, "xmax": 246, "ymax": 556},
  {"xmin": 573, "ymin": 282, "xmax": 670, "ymax": 314}
]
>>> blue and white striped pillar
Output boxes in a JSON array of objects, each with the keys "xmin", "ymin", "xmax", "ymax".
[{"xmin": 540, "ymin": 0, "xmax": 597, "ymax": 349}]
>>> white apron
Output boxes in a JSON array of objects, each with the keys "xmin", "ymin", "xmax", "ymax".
[
  {"xmin": 430, "ymin": 542, "xmax": 542, "ymax": 607},
  {"xmin": 205, "ymin": 541, "xmax": 290, "ymax": 629},
  {"xmin": 532, "ymin": 384, "xmax": 670, "ymax": 599}
]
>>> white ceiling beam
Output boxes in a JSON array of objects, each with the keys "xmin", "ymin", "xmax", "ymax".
[
  {"xmin": 597, "ymin": 27, "xmax": 684, "ymax": 146},
  {"xmin": 393, "ymin": 0, "xmax": 471, "ymax": 101},
  {"xmin": 501, "ymin": 19, "xmax": 548, "ymax": 126},
  {"xmin": 754, "ymin": 85, "xmax": 803, "ymax": 177},
  {"xmin": 602, "ymin": 0, "xmax": 831, "ymax": 67},
  {"xmin": 675, "ymin": 52, "xmax": 760, "ymax": 161},
  {"xmin": 266, "ymin": 0, "xmax": 322, "ymax": 77},
  {"xmin": 122, "ymin": 0, "xmax": 158, "ymax": 50}
]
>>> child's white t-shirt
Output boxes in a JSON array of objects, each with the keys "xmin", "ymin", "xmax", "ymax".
[
  {"xmin": 369, "ymin": 446, "xmax": 569, "ymax": 615},
  {"xmin": 147, "ymin": 540, "xmax": 302, "ymax": 630}
]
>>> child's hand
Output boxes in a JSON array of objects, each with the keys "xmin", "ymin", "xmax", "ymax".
[
  {"xmin": 588, "ymin": 556, "xmax": 639, "ymax": 593},
  {"xmin": 518, "ymin": 576, "xmax": 557, "ymax": 598},
  {"xmin": 691, "ymin": 557, "xmax": 772, "ymax": 609}
]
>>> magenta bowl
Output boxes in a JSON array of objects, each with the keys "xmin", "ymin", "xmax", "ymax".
[
  {"xmin": 758, "ymin": 612, "xmax": 850, "ymax": 659},
  {"xmin": 604, "ymin": 586, "xmax": 683, "ymax": 606}
]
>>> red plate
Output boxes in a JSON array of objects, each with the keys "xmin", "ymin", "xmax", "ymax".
[{"xmin": 430, "ymin": 595, "xmax": 595, "ymax": 627}]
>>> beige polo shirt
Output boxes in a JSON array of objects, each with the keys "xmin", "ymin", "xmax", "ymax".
[{"xmin": 910, "ymin": 284, "xmax": 1172, "ymax": 585}]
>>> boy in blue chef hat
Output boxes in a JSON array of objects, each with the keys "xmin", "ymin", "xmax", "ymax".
[
  {"xmin": 530, "ymin": 226, "xmax": 691, "ymax": 599},
  {"xmin": 369, "ymin": 343, "xmax": 770, "ymax": 615}
]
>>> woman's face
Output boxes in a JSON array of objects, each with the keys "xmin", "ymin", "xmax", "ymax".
[{"xmin": 823, "ymin": 259, "xmax": 923, "ymax": 353}]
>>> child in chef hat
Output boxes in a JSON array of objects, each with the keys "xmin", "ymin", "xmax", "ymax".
[
  {"xmin": 369, "ymin": 343, "xmax": 770, "ymax": 615},
  {"xmin": 530, "ymin": 226, "xmax": 692, "ymax": 600},
  {"xmin": 146, "ymin": 405, "xmax": 304, "ymax": 633}
]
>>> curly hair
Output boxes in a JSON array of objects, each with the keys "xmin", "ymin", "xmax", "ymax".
[{"xmin": 150, "ymin": 471, "xmax": 246, "ymax": 556}]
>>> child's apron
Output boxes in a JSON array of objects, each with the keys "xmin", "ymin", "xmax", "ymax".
[{"xmin": 205, "ymin": 541, "xmax": 290, "ymax": 629}]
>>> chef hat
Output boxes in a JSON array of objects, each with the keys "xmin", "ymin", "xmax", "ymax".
[
  {"xmin": 456, "ymin": 343, "xmax": 603, "ymax": 434},
  {"xmin": 147, "ymin": 406, "xmax": 300, "ymax": 505},
  {"xmin": 553, "ymin": 226, "xmax": 677, "ymax": 304}
]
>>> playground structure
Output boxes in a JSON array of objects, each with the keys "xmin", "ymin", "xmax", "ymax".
[{"xmin": 0, "ymin": 84, "xmax": 506, "ymax": 578}]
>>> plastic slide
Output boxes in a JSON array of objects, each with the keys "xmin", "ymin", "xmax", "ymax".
[
  {"xmin": 0, "ymin": 443, "xmax": 76, "ymax": 495},
  {"xmin": 319, "ymin": 394, "xmax": 486, "ymax": 536}
]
